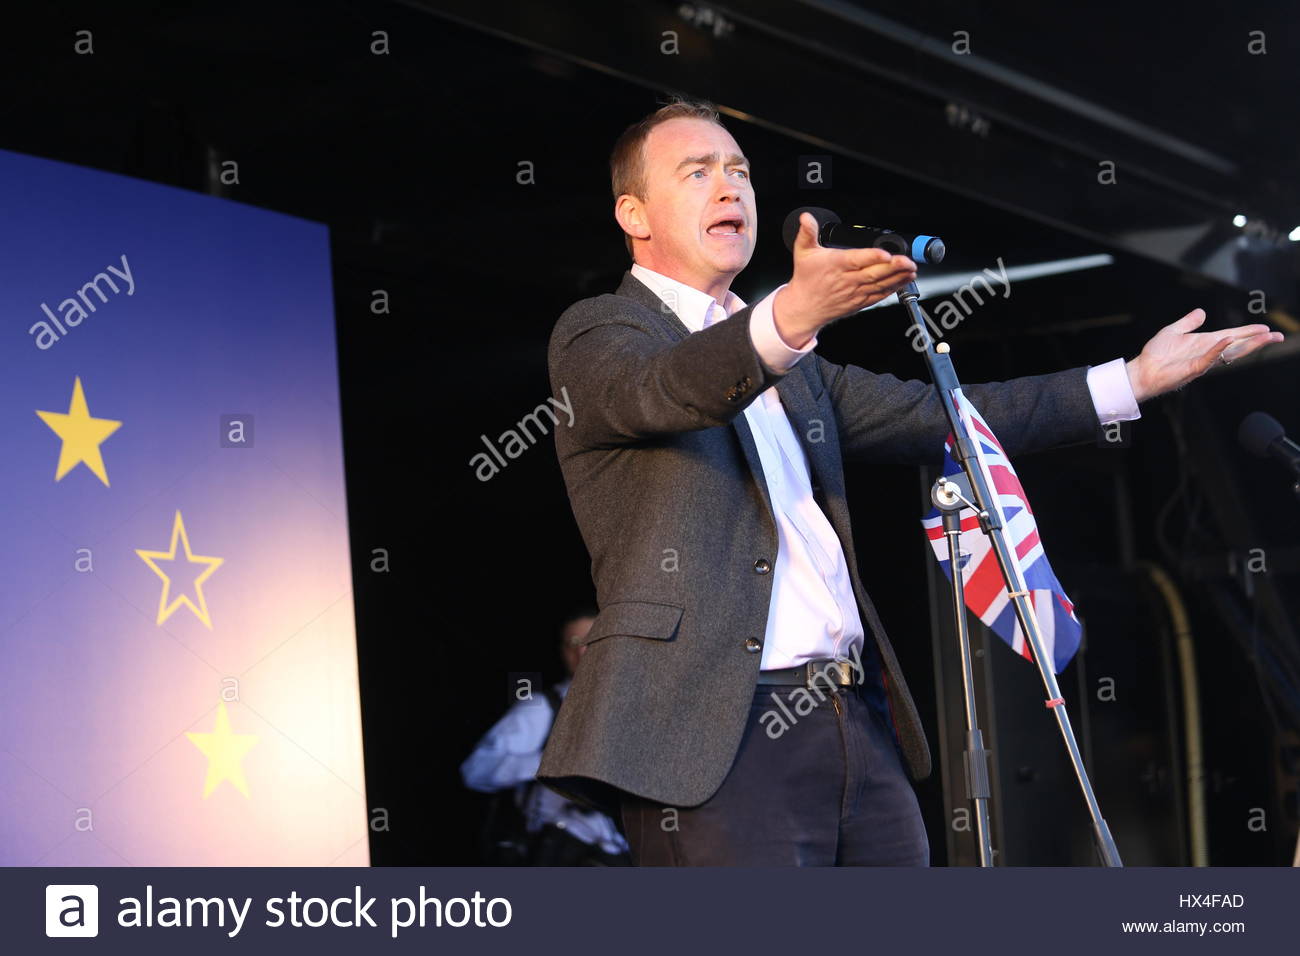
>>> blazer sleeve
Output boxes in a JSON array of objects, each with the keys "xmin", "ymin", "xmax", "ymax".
[
  {"xmin": 814, "ymin": 354, "xmax": 1100, "ymax": 465},
  {"xmin": 549, "ymin": 295, "xmax": 786, "ymax": 448}
]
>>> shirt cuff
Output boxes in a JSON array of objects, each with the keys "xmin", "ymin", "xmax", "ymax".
[
  {"xmin": 1087, "ymin": 358, "xmax": 1141, "ymax": 424},
  {"xmin": 749, "ymin": 284, "xmax": 817, "ymax": 375}
]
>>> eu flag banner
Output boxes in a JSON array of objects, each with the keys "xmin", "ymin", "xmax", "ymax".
[
  {"xmin": 921, "ymin": 389, "xmax": 1082, "ymax": 673},
  {"xmin": 0, "ymin": 150, "xmax": 368, "ymax": 865}
]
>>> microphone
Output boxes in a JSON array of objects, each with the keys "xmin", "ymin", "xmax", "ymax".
[
  {"xmin": 1238, "ymin": 411, "xmax": 1300, "ymax": 476},
  {"xmin": 782, "ymin": 206, "xmax": 946, "ymax": 263}
]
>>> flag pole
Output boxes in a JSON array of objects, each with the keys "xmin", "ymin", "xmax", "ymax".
[{"xmin": 897, "ymin": 279, "xmax": 1124, "ymax": 868}]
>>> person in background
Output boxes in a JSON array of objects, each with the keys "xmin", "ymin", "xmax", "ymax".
[{"xmin": 461, "ymin": 609, "xmax": 630, "ymax": 865}]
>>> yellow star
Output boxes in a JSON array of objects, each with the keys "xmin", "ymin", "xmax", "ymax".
[
  {"xmin": 135, "ymin": 510, "xmax": 225, "ymax": 629},
  {"xmin": 186, "ymin": 701, "xmax": 258, "ymax": 798},
  {"xmin": 35, "ymin": 376, "xmax": 122, "ymax": 485}
]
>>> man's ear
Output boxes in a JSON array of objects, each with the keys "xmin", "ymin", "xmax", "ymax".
[{"xmin": 614, "ymin": 194, "xmax": 651, "ymax": 242}]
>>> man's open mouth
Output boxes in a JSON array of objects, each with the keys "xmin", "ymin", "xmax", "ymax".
[{"xmin": 706, "ymin": 219, "xmax": 745, "ymax": 237}]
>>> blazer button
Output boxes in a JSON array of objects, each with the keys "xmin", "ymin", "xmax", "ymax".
[
  {"xmin": 753, "ymin": 558, "xmax": 771, "ymax": 574},
  {"xmin": 744, "ymin": 638, "xmax": 762, "ymax": 653}
]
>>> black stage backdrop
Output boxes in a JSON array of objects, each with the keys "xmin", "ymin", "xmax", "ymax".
[{"xmin": 6, "ymin": 0, "xmax": 1298, "ymax": 865}]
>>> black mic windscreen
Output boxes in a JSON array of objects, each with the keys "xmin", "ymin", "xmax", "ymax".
[
  {"xmin": 1238, "ymin": 411, "xmax": 1285, "ymax": 458},
  {"xmin": 782, "ymin": 206, "xmax": 839, "ymax": 251}
]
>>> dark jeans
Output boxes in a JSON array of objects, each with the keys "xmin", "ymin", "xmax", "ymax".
[{"xmin": 620, "ymin": 679, "xmax": 930, "ymax": 866}]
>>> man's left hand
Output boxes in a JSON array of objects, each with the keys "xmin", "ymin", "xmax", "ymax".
[{"xmin": 1125, "ymin": 308, "xmax": 1284, "ymax": 403}]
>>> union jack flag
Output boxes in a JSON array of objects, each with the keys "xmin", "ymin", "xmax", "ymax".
[{"xmin": 921, "ymin": 389, "xmax": 1082, "ymax": 673}]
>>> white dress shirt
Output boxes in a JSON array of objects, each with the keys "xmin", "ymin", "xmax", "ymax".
[{"xmin": 628, "ymin": 263, "xmax": 1139, "ymax": 670}]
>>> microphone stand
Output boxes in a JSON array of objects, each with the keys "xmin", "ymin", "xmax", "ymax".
[
  {"xmin": 896, "ymin": 278, "xmax": 1123, "ymax": 868},
  {"xmin": 931, "ymin": 472, "xmax": 995, "ymax": 866}
]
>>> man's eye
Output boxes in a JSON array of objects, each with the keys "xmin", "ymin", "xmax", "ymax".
[
  {"xmin": 732, "ymin": 169, "xmax": 749, "ymax": 180},
  {"xmin": 690, "ymin": 169, "xmax": 707, "ymax": 179}
]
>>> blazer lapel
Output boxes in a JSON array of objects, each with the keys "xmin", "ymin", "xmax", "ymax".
[
  {"xmin": 615, "ymin": 271, "xmax": 693, "ymax": 340},
  {"xmin": 615, "ymin": 271, "xmax": 830, "ymax": 525},
  {"xmin": 722, "ymin": 363, "xmax": 834, "ymax": 535},
  {"xmin": 728, "ymin": 412, "xmax": 774, "ymax": 521},
  {"xmin": 774, "ymin": 364, "xmax": 835, "ymax": 499}
]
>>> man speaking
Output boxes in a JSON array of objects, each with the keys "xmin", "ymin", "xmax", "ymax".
[{"xmin": 538, "ymin": 97, "xmax": 1281, "ymax": 866}]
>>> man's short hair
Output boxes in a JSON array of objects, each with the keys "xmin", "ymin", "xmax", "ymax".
[
  {"xmin": 610, "ymin": 96, "xmax": 723, "ymax": 259},
  {"xmin": 559, "ymin": 606, "xmax": 599, "ymax": 645}
]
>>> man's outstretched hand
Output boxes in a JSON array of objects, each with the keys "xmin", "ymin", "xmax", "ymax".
[
  {"xmin": 773, "ymin": 211, "xmax": 917, "ymax": 349},
  {"xmin": 1125, "ymin": 308, "xmax": 1284, "ymax": 403}
]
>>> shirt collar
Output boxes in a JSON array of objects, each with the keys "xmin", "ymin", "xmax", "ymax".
[{"xmin": 629, "ymin": 263, "xmax": 746, "ymax": 333}]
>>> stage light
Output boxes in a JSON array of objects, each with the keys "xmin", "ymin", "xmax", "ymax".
[
  {"xmin": 863, "ymin": 253, "xmax": 1113, "ymax": 311},
  {"xmin": 1288, "ymin": 226, "xmax": 1300, "ymax": 242},
  {"xmin": 1233, "ymin": 214, "xmax": 1248, "ymax": 227}
]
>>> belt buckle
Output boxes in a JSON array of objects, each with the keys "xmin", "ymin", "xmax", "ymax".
[{"xmin": 805, "ymin": 659, "xmax": 852, "ymax": 688}]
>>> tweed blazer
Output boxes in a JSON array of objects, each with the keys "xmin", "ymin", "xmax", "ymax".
[{"xmin": 538, "ymin": 271, "xmax": 1097, "ymax": 810}]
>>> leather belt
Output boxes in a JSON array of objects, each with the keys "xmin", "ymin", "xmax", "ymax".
[{"xmin": 756, "ymin": 658, "xmax": 857, "ymax": 688}]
